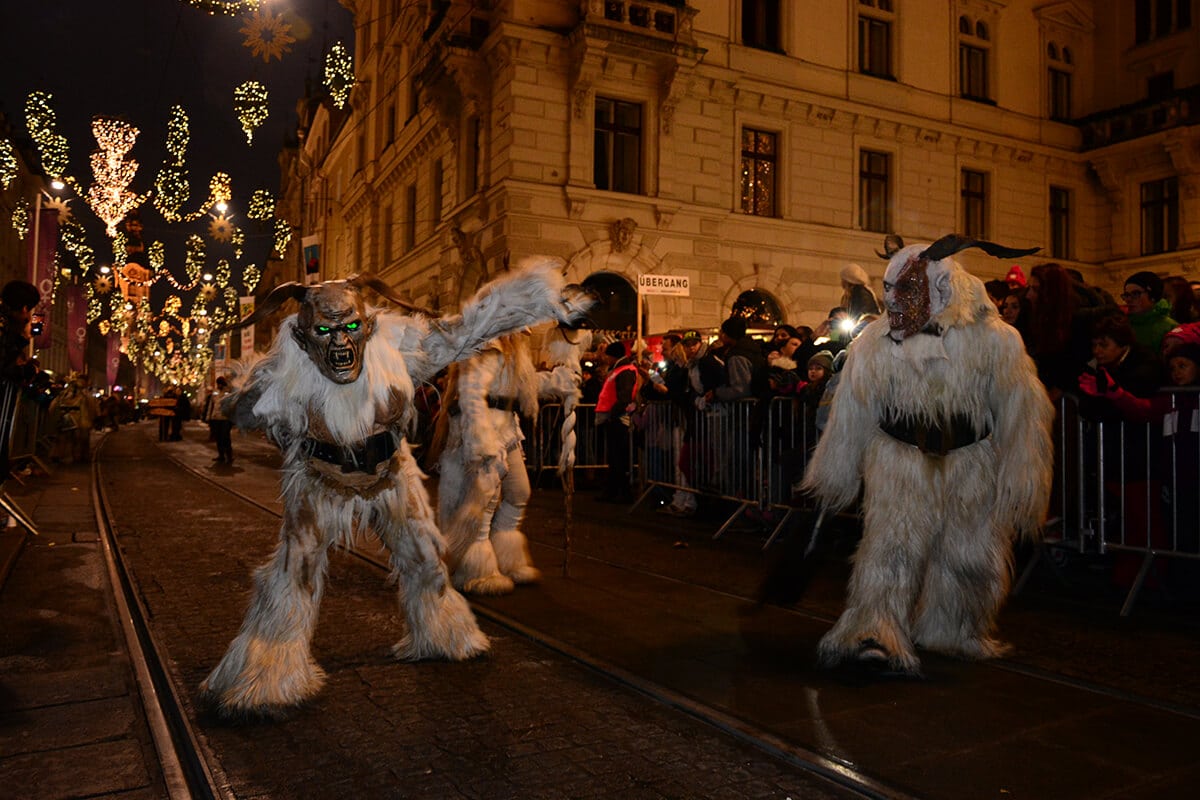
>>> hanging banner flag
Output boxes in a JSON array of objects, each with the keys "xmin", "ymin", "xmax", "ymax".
[
  {"xmin": 106, "ymin": 332, "xmax": 121, "ymax": 387},
  {"xmin": 239, "ymin": 296, "xmax": 255, "ymax": 356},
  {"xmin": 27, "ymin": 207, "xmax": 60, "ymax": 350},
  {"xmin": 302, "ymin": 235, "xmax": 321, "ymax": 285},
  {"xmin": 66, "ymin": 283, "xmax": 86, "ymax": 373}
]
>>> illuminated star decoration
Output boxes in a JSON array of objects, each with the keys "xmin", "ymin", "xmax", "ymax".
[
  {"xmin": 240, "ymin": 8, "xmax": 296, "ymax": 63},
  {"xmin": 208, "ymin": 214, "xmax": 234, "ymax": 242},
  {"xmin": 45, "ymin": 195, "xmax": 72, "ymax": 223},
  {"xmin": 233, "ymin": 81, "xmax": 269, "ymax": 145},
  {"xmin": 85, "ymin": 117, "xmax": 146, "ymax": 237},
  {"xmin": 325, "ymin": 42, "xmax": 354, "ymax": 109},
  {"xmin": 0, "ymin": 139, "xmax": 16, "ymax": 190}
]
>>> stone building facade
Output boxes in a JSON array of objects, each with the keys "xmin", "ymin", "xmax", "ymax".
[{"xmin": 276, "ymin": 0, "xmax": 1200, "ymax": 335}]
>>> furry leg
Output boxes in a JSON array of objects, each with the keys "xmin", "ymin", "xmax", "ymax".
[
  {"xmin": 445, "ymin": 457, "xmax": 515, "ymax": 595},
  {"xmin": 912, "ymin": 454, "xmax": 1013, "ymax": 660},
  {"xmin": 818, "ymin": 444, "xmax": 935, "ymax": 675},
  {"xmin": 383, "ymin": 454, "xmax": 489, "ymax": 660},
  {"xmin": 490, "ymin": 445, "xmax": 540, "ymax": 584},
  {"xmin": 200, "ymin": 511, "xmax": 330, "ymax": 717}
]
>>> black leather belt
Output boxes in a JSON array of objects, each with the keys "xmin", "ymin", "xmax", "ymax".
[
  {"xmin": 880, "ymin": 414, "xmax": 988, "ymax": 456},
  {"xmin": 301, "ymin": 431, "xmax": 397, "ymax": 473}
]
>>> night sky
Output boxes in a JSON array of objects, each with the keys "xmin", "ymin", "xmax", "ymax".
[{"xmin": 0, "ymin": 0, "xmax": 354, "ymax": 265}]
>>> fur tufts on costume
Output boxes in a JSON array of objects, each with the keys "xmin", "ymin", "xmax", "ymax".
[
  {"xmin": 199, "ymin": 258, "xmax": 592, "ymax": 717},
  {"xmin": 436, "ymin": 327, "xmax": 590, "ymax": 595},
  {"xmin": 802, "ymin": 235, "xmax": 1052, "ymax": 675}
]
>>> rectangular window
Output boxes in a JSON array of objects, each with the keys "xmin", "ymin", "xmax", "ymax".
[
  {"xmin": 740, "ymin": 128, "xmax": 777, "ymax": 217},
  {"xmin": 960, "ymin": 43, "xmax": 989, "ymax": 101},
  {"xmin": 859, "ymin": 150, "xmax": 891, "ymax": 233},
  {"xmin": 463, "ymin": 115, "xmax": 480, "ymax": 197},
  {"xmin": 858, "ymin": 7, "xmax": 893, "ymax": 78},
  {"xmin": 385, "ymin": 102, "xmax": 396, "ymax": 144},
  {"xmin": 1135, "ymin": 0, "xmax": 1190, "ymax": 43},
  {"xmin": 742, "ymin": 0, "xmax": 781, "ymax": 51},
  {"xmin": 381, "ymin": 203, "xmax": 393, "ymax": 266},
  {"xmin": 356, "ymin": 132, "xmax": 367, "ymax": 173},
  {"xmin": 1049, "ymin": 68, "xmax": 1072, "ymax": 121},
  {"xmin": 430, "ymin": 159, "xmax": 443, "ymax": 224},
  {"xmin": 353, "ymin": 225, "xmax": 364, "ymax": 270},
  {"xmin": 1141, "ymin": 177, "xmax": 1179, "ymax": 255},
  {"xmin": 594, "ymin": 97, "xmax": 642, "ymax": 194},
  {"xmin": 403, "ymin": 184, "xmax": 416, "ymax": 252},
  {"xmin": 1049, "ymin": 186, "xmax": 1071, "ymax": 259},
  {"xmin": 961, "ymin": 169, "xmax": 988, "ymax": 239}
]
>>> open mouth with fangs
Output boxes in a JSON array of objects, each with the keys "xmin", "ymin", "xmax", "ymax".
[{"xmin": 328, "ymin": 347, "xmax": 356, "ymax": 370}]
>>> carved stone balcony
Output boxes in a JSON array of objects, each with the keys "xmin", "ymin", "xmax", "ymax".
[
  {"xmin": 578, "ymin": 0, "xmax": 701, "ymax": 54},
  {"xmin": 1078, "ymin": 86, "xmax": 1200, "ymax": 151}
]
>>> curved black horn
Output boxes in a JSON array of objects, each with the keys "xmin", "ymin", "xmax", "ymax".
[
  {"xmin": 875, "ymin": 233, "xmax": 905, "ymax": 259},
  {"xmin": 213, "ymin": 281, "xmax": 309, "ymax": 337},
  {"xmin": 349, "ymin": 273, "xmax": 435, "ymax": 316},
  {"xmin": 920, "ymin": 234, "xmax": 1040, "ymax": 263}
]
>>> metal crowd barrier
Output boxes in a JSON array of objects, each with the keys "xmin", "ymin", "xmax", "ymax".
[
  {"xmin": 1019, "ymin": 389, "xmax": 1200, "ymax": 615},
  {"xmin": 532, "ymin": 389, "xmax": 1197, "ymax": 615},
  {"xmin": 1, "ymin": 380, "xmax": 48, "ymax": 534}
]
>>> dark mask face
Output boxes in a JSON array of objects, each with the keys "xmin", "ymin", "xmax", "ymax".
[
  {"xmin": 291, "ymin": 282, "xmax": 375, "ymax": 384},
  {"xmin": 883, "ymin": 255, "xmax": 932, "ymax": 341}
]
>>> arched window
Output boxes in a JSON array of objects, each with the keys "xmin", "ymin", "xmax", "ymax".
[
  {"xmin": 581, "ymin": 272, "xmax": 638, "ymax": 333},
  {"xmin": 731, "ymin": 289, "xmax": 783, "ymax": 328}
]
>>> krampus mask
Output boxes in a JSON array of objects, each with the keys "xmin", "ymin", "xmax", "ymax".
[
  {"xmin": 877, "ymin": 234, "xmax": 1039, "ymax": 342},
  {"xmin": 221, "ymin": 275, "xmax": 428, "ymax": 384}
]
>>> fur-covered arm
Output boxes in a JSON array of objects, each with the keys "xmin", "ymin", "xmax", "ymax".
[
  {"xmin": 536, "ymin": 331, "xmax": 588, "ymax": 402},
  {"xmin": 989, "ymin": 324, "xmax": 1056, "ymax": 539},
  {"xmin": 220, "ymin": 351, "xmax": 275, "ymax": 434},
  {"xmin": 457, "ymin": 348, "xmax": 502, "ymax": 464},
  {"xmin": 409, "ymin": 258, "xmax": 593, "ymax": 383},
  {"xmin": 800, "ymin": 343, "xmax": 872, "ymax": 511}
]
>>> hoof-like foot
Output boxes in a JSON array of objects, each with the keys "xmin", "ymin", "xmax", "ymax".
[
  {"xmin": 505, "ymin": 565, "xmax": 541, "ymax": 585},
  {"xmin": 460, "ymin": 572, "xmax": 516, "ymax": 596}
]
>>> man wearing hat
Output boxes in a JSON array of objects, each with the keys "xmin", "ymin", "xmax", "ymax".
[
  {"xmin": 708, "ymin": 317, "xmax": 765, "ymax": 404},
  {"xmin": 595, "ymin": 340, "xmax": 639, "ymax": 502},
  {"xmin": 1123, "ymin": 270, "xmax": 1177, "ymax": 353}
]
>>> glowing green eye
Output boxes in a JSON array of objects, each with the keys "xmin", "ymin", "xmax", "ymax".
[
  {"xmin": 345, "ymin": 321, "xmax": 360, "ymax": 331},
  {"xmin": 316, "ymin": 325, "xmax": 331, "ymax": 334}
]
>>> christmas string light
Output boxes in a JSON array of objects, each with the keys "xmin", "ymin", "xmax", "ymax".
[
  {"xmin": 24, "ymin": 92, "xmax": 71, "ymax": 184},
  {"xmin": 248, "ymin": 189, "xmax": 274, "ymax": 220},
  {"xmin": 185, "ymin": 234, "xmax": 206, "ymax": 282},
  {"xmin": 325, "ymin": 42, "xmax": 354, "ymax": 109},
  {"xmin": 11, "ymin": 197, "xmax": 28, "ymax": 239},
  {"xmin": 214, "ymin": 258, "xmax": 232, "ymax": 286},
  {"xmin": 0, "ymin": 139, "xmax": 16, "ymax": 190},
  {"xmin": 154, "ymin": 106, "xmax": 191, "ymax": 221},
  {"xmin": 242, "ymin": 263, "xmax": 260, "ymax": 293},
  {"xmin": 85, "ymin": 116, "xmax": 147, "ymax": 237},
  {"xmin": 182, "ymin": 0, "xmax": 259, "ymax": 17},
  {"xmin": 234, "ymin": 81, "xmax": 269, "ymax": 145},
  {"xmin": 273, "ymin": 216, "xmax": 292, "ymax": 256}
]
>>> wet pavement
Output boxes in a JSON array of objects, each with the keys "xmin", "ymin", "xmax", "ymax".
[{"xmin": 3, "ymin": 420, "xmax": 1200, "ymax": 798}]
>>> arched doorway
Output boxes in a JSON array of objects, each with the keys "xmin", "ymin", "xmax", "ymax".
[
  {"xmin": 581, "ymin": 271, "xmax": 638, "ymax": 335},
  {"xmin": 730, "ymin": 288, "xmax": 784, "ymax": 328}
]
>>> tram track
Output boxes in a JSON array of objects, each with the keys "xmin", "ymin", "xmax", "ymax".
[
  {"xmin": 92, "ymin": 440, "xmax": 228, "ymax": 800},
  {"xmin": 103, "ymin": 436, "xmax": 1200, "ymax": 800},
  {"xmin": 148, "ymin": 447, "xmax": 909, "ymax": 800}
]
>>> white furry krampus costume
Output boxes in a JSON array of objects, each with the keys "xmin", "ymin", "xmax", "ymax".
[
  {"xmin": 199, "ymin": 259, "xmax": 593, "ymax": 717},
  {"xmin": 435, "ymin": 329, "xmax": 588, "ymax": 595},
  {"xmin": 802, "ymin": 235, "xmax": 1053, "ymax": 675}
]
